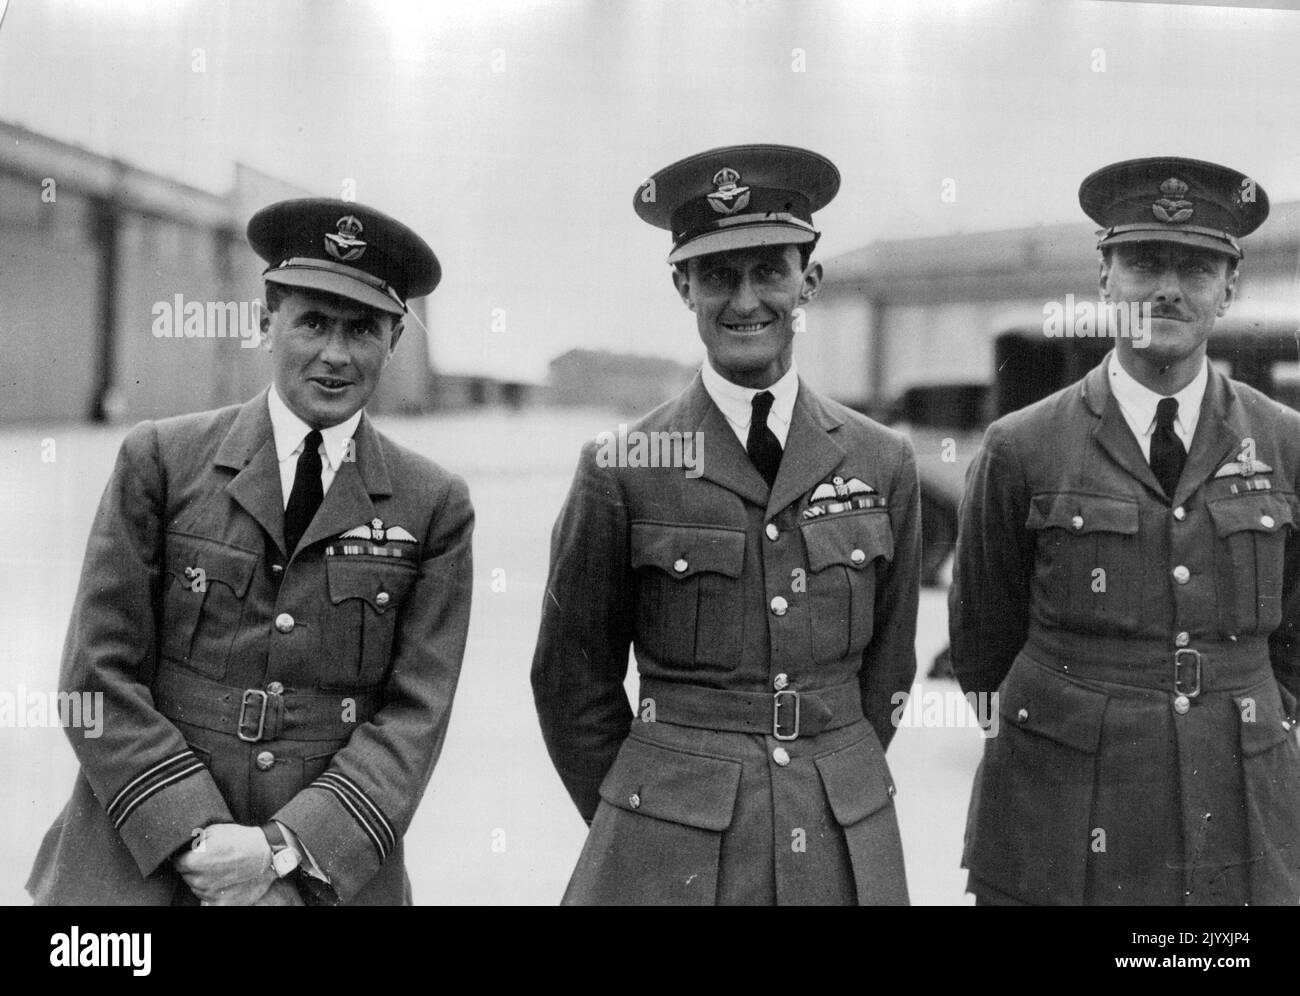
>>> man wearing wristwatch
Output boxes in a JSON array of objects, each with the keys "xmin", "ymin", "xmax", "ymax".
[{"xmin": 29, "ymin": 199, "xmax": 474, "ymax": 906}]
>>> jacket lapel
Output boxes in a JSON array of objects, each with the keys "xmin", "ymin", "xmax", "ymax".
[
  {"xmin": 1084, "ymin": 356, "xmax": 1177, "ymax": 501},
  {"xmin": 1173, "ymin": 366, "xmax": 1248, "ymax": 507},
  {"xmin": 216, "ymin": 391, "xmax": 288, "ymax": 556},
  {"xmin": 680, "ymin": 375, "xmax": 771, "ymax": 507},
  {"xmin": 686, "ymin": 373, "xmax": 847, "ymax": 513},
  {"xmin": 1084, "ymin": 354, "xmax": 1250, "ymax": 505},
  {"xmin": 216, "ymin": 393, "xmax": 394, "ymax": 558},
  {"xmin": 295, "ymin": 413, "xmax": 394, "ymax": 556},
  {"xmin": 767, "ymin": 381, "xmax": 846, "ymax": 518}
]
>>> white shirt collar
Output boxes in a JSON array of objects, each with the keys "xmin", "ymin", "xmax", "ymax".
[
  {"xmin": 266, "ymin": 384, "xmax": 363, "ymax": 471},
  {"xmin": 700, "ymin": 359, "xmax": 799, "ymax": 446},
  {"xmin": 1108, "ymin": 351, "xmax": 1207, "ymax": 442}
]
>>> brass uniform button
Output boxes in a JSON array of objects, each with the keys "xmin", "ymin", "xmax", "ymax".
[
  {"xmin": 376, "ymin": 591, "xmax": 391, "ymax": 607},
  {"xmin": 1017, "ymin": 707, "xmax": 1029, "ymax": 723},
  {"xmin": 1172, "ymin": 566, "xmax": 1190, "ymax": 585},
  {"xmin": 274, "ymin": 613, "xmax": 295, "ymax": 633},
  {"xmin": 772, "ymin": 747, "xmax": 791, "ymax": 767},
  {"xmin": 1175, "ymin": 632, "xmax": 1190, "ymax": 648},
  {"xmin": 770, "ymin": 596, "xmax": 788, "ymax": 617},
  {"xmin": 1173, "ymin": 506, "xmax": 1187, "ymax": 522},
  {"xmin": 765, "ymin": 523, "xmax": 779, "ymax": 541},
  {"xmin": 1261, "ymin": 514, "xmax": 1276, "ymax": 529},
  {"xmin": 266, "ymin": 681, "xmax": 284, "ymax": 695},
  {"xmin": 850, "ymin": 548, "xmax": 866, "ymax": 566},
  {"xmin": 1071, "ymin": 515, "xmax": 1084, "ymax": 531},
  {"xmin": 773, "ymin": 673, "xmax": 789, "ymax": 691},
  {"xmin": 673, "ymin": 558, "xmax": 688, "ymax": 574},
  {"xmin": 1173, "ymin": 695, "xmax": 1191, "ymax": 715},
  {"xmin": 628, "ymin": 793, "xmax": 641, "ymax": 809},
  {"xmin": 256, "ymin": 751, "xmax": 275, "ymax": 771}
]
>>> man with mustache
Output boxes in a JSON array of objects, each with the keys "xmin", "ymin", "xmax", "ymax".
[
  {"xmin": 950, "ymin": 157, "xmax": 1300, "ymax": 904},
  {"xmin": 532, "ymin": 145, "xmax": 920, "ymax": 904},
  {"xmin": 29, "ymin": 199, "xmax": 474, "ymax": 905}
]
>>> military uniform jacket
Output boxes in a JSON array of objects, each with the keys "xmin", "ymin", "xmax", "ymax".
[
  {"xmin": 950, "ymin": 356, "xmax": 1300, "ymax": 905},
  {"xmin": 28, "ymin": 390, "xmax": 474, "ymax": 905},
  {"xmin": 532, "ymin": 374, "xmax": 920, "ymax": 905}
]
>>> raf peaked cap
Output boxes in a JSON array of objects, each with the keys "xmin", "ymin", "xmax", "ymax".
[
  {"xmin": 1079, "ymin": 157, "xmax": 1268, "ymax": 260},
  {"xmin": 635, "ymin": 144, "xmax": 840, "ymax": 264},
  {"xmin": 247, "ymin": 198, "xmax": 441, "ymax": 315}
]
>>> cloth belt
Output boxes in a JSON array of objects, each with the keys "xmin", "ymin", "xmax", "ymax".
[
  {"xmin": 1023, "ymin": 628, "xmax": 1274, "ymax": 696},
  {"xmin": 153, "ymin": 665, "xmax": 381, "ymax": 743},
  {"xmin": 638, "ymin": 677, "xmax": 863, "ymax": 740}
]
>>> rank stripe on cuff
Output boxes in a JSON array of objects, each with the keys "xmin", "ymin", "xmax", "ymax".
[
  {"xmin": 107, "ymin": 749, "xmax": 207, "ymax": 831},
  {"xmin": 311, "ymin": 772, "xmax": 395, "ymax": 861}
]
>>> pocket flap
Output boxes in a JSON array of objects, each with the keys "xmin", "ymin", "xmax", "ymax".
[
  {"xmin": 1207, "ymin": 494, "xmax": 1295, "ymax": 538},
  {"xmin": 999, "ymin": 656, "xmax": 1108, "ymax": 753},
  {"xmin": 802, "ymin": 511, "xmax": 894, "ymax": 573},
  {"xmin": 597, "ymin": 737, "xmax": 742, "ymax": 831},
  {"xmin": 1236, "ymin": 685, "xmax": 1296, "ymax": 757},
  {"xmin": 814, "ymin": 734, "xmax": 895, "ymax": 826},
  {"xmin": 326, "ymin": 558, "xmax": 418, "ymax": 613},
  {"xmin": 1026, "ymin": 493, "xmax": 1139, "ymax": 536},
  {"xmin": 165, "ymin": 533, "xmax": 258, "ymax": 597},
  {"xmin": 629, "ymin": 522, "xmax": 745, "ymax": 580}
]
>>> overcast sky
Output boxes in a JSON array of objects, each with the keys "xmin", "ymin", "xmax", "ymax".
[{"xmin": 4, "ymin": 0, "xmax": 1300, "ymax": 379}]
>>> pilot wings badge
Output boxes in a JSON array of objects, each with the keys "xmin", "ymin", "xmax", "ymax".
[
  {"xmin": 804, "ymin": 476, "xmax": 885, "ymax": 519},
  {"xmin": 810, "ymin": 476, "xmax": 876, "ymax": 503},
  {"xmin": 1214, "ymin": 438, "xmax": 1272, "ymax": 480},
  {"xmin": 328, "ymin": 518, "xmax": 419, "ymax": 558}
]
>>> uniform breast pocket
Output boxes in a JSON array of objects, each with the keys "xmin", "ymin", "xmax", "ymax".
[
  {"xmin": 801, "ymin": 511, "xmax": 893, "ymax": 663},
  {"xmin": 629, "ymin": 522, "xmax": 746, "ymax": 668},
  {"xmin": 161, "ymin": 533, "xmax": 259, "ymax": 680},
  {"xmin": 323, "ymin": 557, "xmax": 419, "ymax": 687},
  {"xmin": 1025, "ymin": 492, "xmax": 1140, "ymax": 633},
  {"xmin": 1207, "ymin": 493, "xmax": 1295, "ymax": 634}
]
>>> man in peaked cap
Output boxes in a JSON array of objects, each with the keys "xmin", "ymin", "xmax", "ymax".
[
  {"xmin": 532, "ymin": 145, "xmax": 921, "ymax": 905},
  {"xmin": 950, "ymin": 157, "xmax": 1300, "ymax": 905},
  {"xmin": 29, "ymin": 199, "xmax": 474, "ymax": 906}
]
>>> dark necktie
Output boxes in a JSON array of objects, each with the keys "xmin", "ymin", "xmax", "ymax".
[
  {"xmin": 284, "ymin": 429, "xmax": 324, "ymax": 554},
  {"xmin": 747, "ymin": 391, "xmax": 782, "ymax": 488},
  {"xmin": 1150, "ymin": 397, "xmax": 1186, "ymax": 498}
]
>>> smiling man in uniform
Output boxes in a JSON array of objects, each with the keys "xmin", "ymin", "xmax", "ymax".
[
  {"xmin": 951, "ymin": 157, "xmax": 1300, "ymax": 905},
  {"xmin": 532, "ymin": 145, "xmax": 920, "ymax": 905},
  {"xmin": 29, "ymin": 199, "xmax": 474, "ymax": 906}
]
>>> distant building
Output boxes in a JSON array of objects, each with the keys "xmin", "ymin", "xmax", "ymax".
[
  {"xmin": 548, "ymin": 348, "xmax": 698, "ymax": 416},
  {"xmin": 0, "ymin": 120, "xmax": 435, "ymax": 424},
  {"xmin": 806, "ymin": 211, "xmax": 1300, "ymax": 409},
  {"xmin": 433, "ymin": 373, "xmax": 543, "ymax": 411}
]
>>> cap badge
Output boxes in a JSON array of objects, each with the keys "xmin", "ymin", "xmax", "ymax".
[
  {"xmin": 324, "ymin": 215, "xmax": 367, "ymax": 262},
  {"xmin": 1152, "ymin": 178, "xmax": 1194, "ymax": 224},
  {"xmin": 707, "ymin": 167, "xmax": 751, "ymax": 216}
]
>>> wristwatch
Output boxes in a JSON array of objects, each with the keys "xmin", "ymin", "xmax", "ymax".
[{"xmin": 261, "ymin": 822, "xmax": 303, "ymax": 878}]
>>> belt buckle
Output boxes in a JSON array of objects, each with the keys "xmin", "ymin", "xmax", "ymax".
[
  {"xmin": 773, "ymin": 690, "xmax": 800, "ymax": 741},
  {"xmin": 1174, "ymin": 649, "xmax": 1203, "ymax": 698},
  {"xmin": 238, "ymin": 689, "xmax": 269, "ymax": 742}
]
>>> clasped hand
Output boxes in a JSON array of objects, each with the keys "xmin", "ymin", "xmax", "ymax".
[{"xmin": 174, "ymin": 823, "xmax": 294, "ymax": 906}]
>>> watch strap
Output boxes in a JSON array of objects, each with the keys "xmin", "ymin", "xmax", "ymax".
[
  {"xmin": 262, "ymin": 821, "xmax": 289, "ymax": 852},
  {"xmin": 261, "ymin": 821, "xmax": 301, "ymax": 878}
]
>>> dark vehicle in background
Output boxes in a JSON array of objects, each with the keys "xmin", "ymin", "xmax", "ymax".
[{"xmin": 884, "ymin": 382, "xmax": 990, "ymax": 587}]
